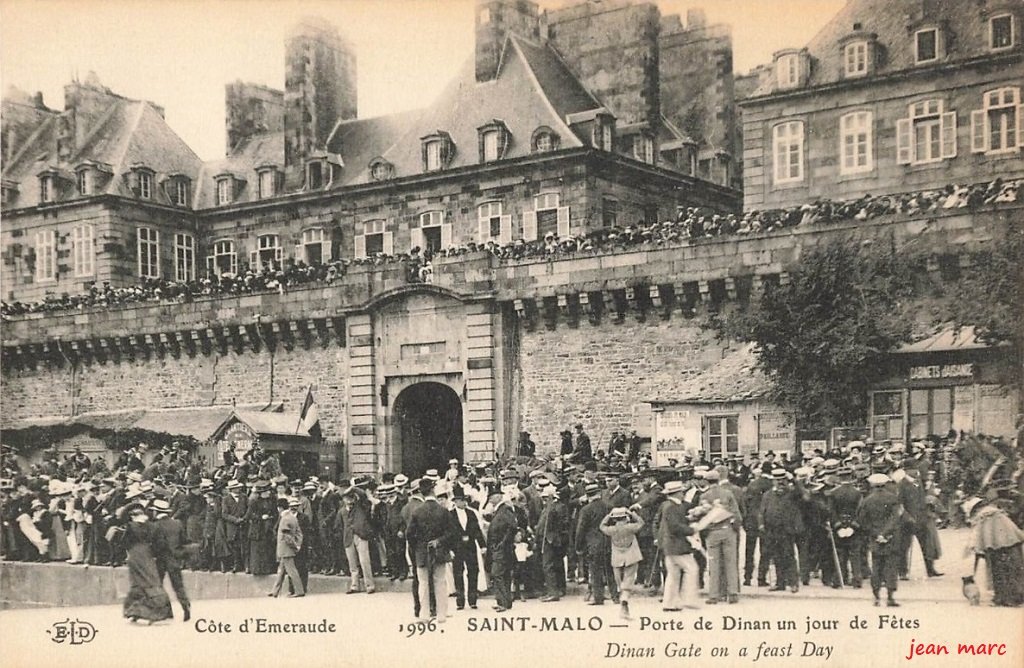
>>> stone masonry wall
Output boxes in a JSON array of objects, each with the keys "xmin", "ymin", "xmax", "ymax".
[
  {"xmin": 515, "ymin": 315, "xmax": 728, "ymax": 453},
  {"xmin": 2, "ymin": 347, "xmax": 349, "ymax": 443}
]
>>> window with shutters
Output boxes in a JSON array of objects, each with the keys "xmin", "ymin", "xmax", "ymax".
[
  {"xmin": 208, "ymin": 239, "xmax": 237, "ymax": 276},
  {"xmin": 477, "ymin": 121, "xmax": 509, "ymax": 163},
  {"xmin": 137, "ymin": 227, "xmax": 160, "ymax": 278},
  {"xmin": 174, "ymin": 233, "xmax": 195, "ymax": 282},
  {"xmin": 354, "ymin": 219, "xmax": 392, "ymax": 258},
  {"xmin": 215, "ymin": 177, "xmax": 233, "ymax": 206},
  {"xmin": 602, "ymin": 197, "xmax": 618, "ymax": 227},
  {"xmin": 72, "ymin": 224, "xmax": 94, "ymax": 277},
  {"xmin": 415, "ymin": 210, "xmax": 446, "ymax": 253},
  {"xmin": 302, "ymin": 228, "xmax": 326, "ymax": 264},
  {"xmin": 257, "ymin": 168, "xmax": 276, "ymax": 199},
  {"xmin": 255, "ymin": 234, "xmax": 282, "ymax": 269},
  {"xmin": 138, "ymin": 171, "xmax": 153, "ymax": 200},
  {"xmin": 772, "ymin": 121, "xmax": 804, "ymax": 184},
  {"xmin": 776, "ymin": 53, "xmax": 799, "ymax": 89},
  {"xmin": 39, "ymin": 175, "xmax": 54, "ymax": 203},
  {"xmin": 990, "ymin": 14, "xmax": 1014, "ymax": 50},
  {"xmin": 839, "ymin": 111, "xmax": 873, "ymax": 174},
  {"xmin": 972, "ymin": 87, "xmax": 1021, "ymax": 155},
  {"xmin": 844, "ymin": 41, "xmax": 868, "ymax": 77},
  {"xmin": 478, "ymin": 201, "xmax": 509, "ymax": 243},
  {"xmin": 35, "ymin": 229, "xmax": 56, "ymax": 281},
  {"xmin": 705, "ymin": 415, "xmax": 739, "ymax": 459},
  {"xmin": 421, "ymin": 132, "xmax": 454, "ymax": 172},
  {"xmin": 915, "ymin": 28, "xmax": 938, "ymax": 64},
  {"xmin": 535, "ymin": 193, "xmax": 559, "ymax": 237},
  {"xmin": 897, "ymin": 100, "xmax": 956, "ymax": 165}
]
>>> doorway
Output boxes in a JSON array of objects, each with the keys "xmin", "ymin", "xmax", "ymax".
[{"xmin": 392, "ymin": 382, "xmax": 463, "ymax": 475}]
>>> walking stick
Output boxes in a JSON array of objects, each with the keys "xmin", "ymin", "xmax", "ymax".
[
  {"xmin": 644, "ymin": 546, "xmax": 662, "ymax": 587},
  {"xmin": 825, "ymin": 521, "xmax": 845, "ymax": 588}
]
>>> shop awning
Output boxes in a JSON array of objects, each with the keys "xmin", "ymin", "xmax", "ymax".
[{"xmin": 897, "ymin": 326, "xmax": 1010, "ymax": 354}]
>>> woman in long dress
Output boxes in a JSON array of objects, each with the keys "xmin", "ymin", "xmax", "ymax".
[
  {"xmin": 245, "ymin": 484, "xmax": 278, "ymax": 575},
  {"xmin": 122, "ymin": 504, "xmax": 174, "ymax": 623}
]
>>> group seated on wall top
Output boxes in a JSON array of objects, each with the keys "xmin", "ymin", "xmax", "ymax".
[{"xmin": 2, "ymin": 177, "xmax": 1020, "ymax": 318}]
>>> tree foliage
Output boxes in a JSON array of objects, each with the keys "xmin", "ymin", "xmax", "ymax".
[
  {"xmin": 946, "ymin": 223, "xmax": 1023, "ymax": 346},
  {"xmin": 713, "ymin": 238, "xmax": 921, "ymax": 430}
]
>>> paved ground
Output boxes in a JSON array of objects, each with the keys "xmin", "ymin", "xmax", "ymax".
[{"xmin": 1, "ymin": 528, "xmax": 1021, "ymax": 668}]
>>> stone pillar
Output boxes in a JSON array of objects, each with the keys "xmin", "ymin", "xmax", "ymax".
[
  {"xmin": 464, "ymin": 301, "xmax": 498, "ymax": 462},
  {"xmin": 346, "ymin": 314, "xmax": 376, "ymax": 474}
]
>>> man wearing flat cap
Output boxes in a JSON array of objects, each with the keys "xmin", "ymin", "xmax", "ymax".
[{"xmin": 857, "ymin": 473, "xmax": 903, "ymax": 607}]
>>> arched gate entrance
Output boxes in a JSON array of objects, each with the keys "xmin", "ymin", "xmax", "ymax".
[{"xmin": 392, "ymin": 382, "xmax": 463, "ymax": 475}]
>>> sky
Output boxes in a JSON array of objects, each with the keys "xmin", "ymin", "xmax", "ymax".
[{"xmin": 0, "ymin": 0, "xmax": 846, "ymax": 161}]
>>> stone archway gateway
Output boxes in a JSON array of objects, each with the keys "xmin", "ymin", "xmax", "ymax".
[{"xmin": 392, "ymin": 381, "xmax": 463, "ymax": 476}]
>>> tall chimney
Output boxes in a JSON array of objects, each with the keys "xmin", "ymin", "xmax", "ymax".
[{"xmin": 475, "ymin": 0, "xmax": 540, "ymax": 83}]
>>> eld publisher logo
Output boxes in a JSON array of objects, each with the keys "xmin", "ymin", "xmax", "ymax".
[{"xmin": 47, "ymin": 619, "xmax": 98, "ymax": 645}]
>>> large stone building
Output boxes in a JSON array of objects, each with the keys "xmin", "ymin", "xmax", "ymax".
[{"xmin": 1, "ymin": 0, "xmax": 1020, "ymax": 474}]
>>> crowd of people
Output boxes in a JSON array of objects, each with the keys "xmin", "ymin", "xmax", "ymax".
[
  {"xmin": 3, "ymin": 177, "xmax": 1019, "ymax": 319},
  {"xmin": 1, "ymin": 425, "xmax": 1022, "ymax": 624}
]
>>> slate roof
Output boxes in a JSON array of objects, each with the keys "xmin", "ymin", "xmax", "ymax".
[
  {"xmin": 672, "ymin": 344, "xmax": 771, "ymax": 404},
  {"xmin": 753, "ymin": 0, "xmax": 1013, "ymax": 95},
  {"xmin": 2, "ymin": 81, "xmax": 203, "ymax": 208},
  {"xmin": 198, "ymin": 33, "xmax": 600, "ymax": 200},
  {"xmin": 896, "ymin": 325, "xmax": 1010, "ymax": 353}
]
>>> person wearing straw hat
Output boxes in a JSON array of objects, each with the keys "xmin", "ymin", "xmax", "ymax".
[
  {"xmin": 407, "ymin": 478, "xmax": 457, "ymax": 622},
  {"xmin": 963, "ymin": 496, "xmax": 1024, "ymax": 607},
  {"xmin": 858, "ymin": 473, "xmax": 903, "ymax": 607},
  {"xmin": 151, "ymin": 498, "xmax": 191, "ymax": 622},
  {"xmin": 221, "ymin": 479, "xmax": 248, "ymax": 573},
  {"xmin": 268, "ymin": 497, "xmax": 305, "ymax": 598},
  {"xmin": 599, "ymin": 506, "xmax": 644, "ymax": 620},
  {"xmin": 759, "ymin": 468, "xmax": 803, "ymax": 593}
]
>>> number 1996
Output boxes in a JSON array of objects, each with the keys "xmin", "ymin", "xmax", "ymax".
[{"xmin": 399, "ymin": 620, "xmax": 439, "ymax": 637}]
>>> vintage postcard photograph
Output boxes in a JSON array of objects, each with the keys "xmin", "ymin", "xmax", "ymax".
[{"xmin": 1, "ymin": 0, "xmax": 1022, "ymax": 666}]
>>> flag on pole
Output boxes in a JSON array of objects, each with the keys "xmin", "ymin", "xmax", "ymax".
[{"xmin": 296, "ymin": 385, "xmax": 317, "ymax": 434}]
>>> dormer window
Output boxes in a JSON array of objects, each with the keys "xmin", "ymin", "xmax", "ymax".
[
  {"xmin": 421, "ymin": 131, "xmax": 454, "ymax": 172},
  {"xmin": 632, "ymin": 134, "xmax": 655, "ymax": 164},
  {"xmin": 532, "ymin": 126, "xmax": 560, "ymax": 153},
  {"xmin": 166, "ymin": 175, "xmax": 191, "ymax": 207},
  {"xmin": 844, "ymin": 41, "xmax": 868, "ymax": 77},
  {"xmin": 915, "ymin": 28, "xmax": 939, "ymax": 64},
  {"xmin": 478, "ymin": 121, "xmax": 510, "ymax": 163},
  {"xmin": 308, "ymin": 161, "xmax": 324, "ymax": 189},
  {"xmin": 990, "ymin": 14, "xmax": 1014, "ymax": 50},
  {"xmin": 592, "ymin": 115, "xmax": 615, "ymax": 151},
  {"xmin": 77, "ymin": 168, "xmax": 93, "ymax": 196},
  {"xmin": 138, "ymin": 171, "xmax": 153, "ymax": 199},
  {"xmin": 369, "ymin": 158, "xmax": 394, "ymax": 182},
  {"xmin": 776, "ymin": 53, "xmax": 799, "ymax": 89},
  {"xmin": 215, "ymin": 176, "xmax": 234, "ymax": 206},
  {"xmin": 125, "ymin": 165, "xmax": 155, "ymax": 200},
  {"xmin": 0, "ymin": 181, "xmax": 16, "ymax": 207},
  {"xmin": 39, "ymin": 174, "xmax": 54, "ymax": 203},
  {"xmin": 256, "ymin": 166, "xmax": 278, "ymax": 199}
]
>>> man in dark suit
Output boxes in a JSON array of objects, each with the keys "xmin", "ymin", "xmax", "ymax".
[
  {"xmin": 537, "ymin": 485, "xmax": 570, "ymax": 601},
  {"xmin": 449, "ymin": 485, "xmax": 485, "ymax": 610},
  {"xmin": 828, "ymin": 467, "xmax": 864, "ymax": 588},
  {"xmin": 602, "ymin": 474, "xmax": 631, "ymax": 508},
  {"xmin": 575, "ymin": 482, "xmax": 616, "ymax": 605},
  {"xmin": 406, "ymin": 478, "xmax": 457, "ymax": 622},
  {"xmin": 858, "ymin": 473, "xmax": 904, "ymax": 607},
  {"xmin": 657, "ymin": 480, "xmax": 698, "ymax": 610},
  {"xmin": 220, "ymin": 479, "xmax": 247, "ymax": 573},
  {"xmin": 897, "ymin": 467, "xmax": 942, "ymax": 578},
  {"xmin": 151, "ymin": 498, "xmax": 191, "ymax": 621},
  {"xmin": 758, "ymin": 469, "xmax": 803, "ymax": 593},
  {"xmin": 485, "ymin": 486, "xmax": 518, "ymax": 612},
  {"xmin": 742, "ymin": 463, "xmax": 773, "ymax": 586}
]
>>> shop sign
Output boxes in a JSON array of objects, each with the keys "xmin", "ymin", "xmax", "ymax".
[
  {"xmin": 218, "ymin": 421, "xmax": 256, "ymax": 455},
  {"xmin": 757, "ymin": 412, "xmax": 794, "ymax": 451},
  {"xmin": 909, "ymin": 364, "xmax": 973, "ymax": 380}
]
